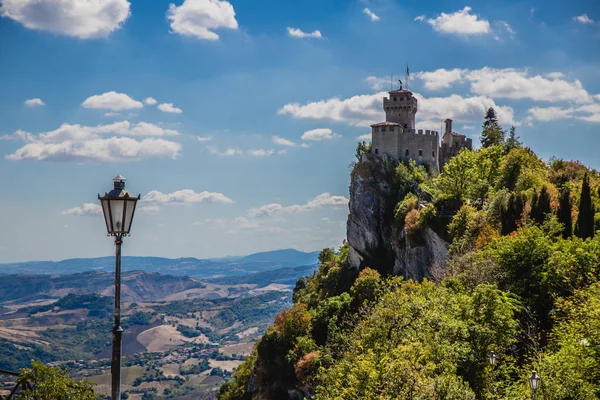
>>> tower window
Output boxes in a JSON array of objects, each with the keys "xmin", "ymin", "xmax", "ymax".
[
  {"xmin": 404, "ymin": 124, "xmax": 408, "ymax": 128},
  {"xmin": 393, "ymin": 97, "xmax": 397, "ymax": 101},
  {"xmin": 432, "ymin": 151, "xmax": 435, "ymax": 158},
  {"xmin": 405, "ymin": 149, "xmax": 409, "ymax": 157},
  {"xmin": 375, "ymin": 127, "xmax": 379, "ymax": 132},
  {"xmin": 389, "ymin": 126, "xmax": 394, "ymax": 132},
  {"xmin": 381, "ymin": 126, "xmax": 386, "ymax": 132},
  {"xmin": 375, "ymin": 148, "xmax": 379, "ymax": 155},
  {"xmin": 418, "ymin": 149, "xmax": 423, "ymax": 157}
]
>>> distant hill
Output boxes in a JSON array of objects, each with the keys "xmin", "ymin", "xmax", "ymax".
[
  {"xmin": 210, "ymin": 264, "xmax": 317, "ymax": 287},
  {"xmin": 0, "ymin": 249, "xmax": 319, "ymax": 278},
  {"xmin": 240, "ymin": 249, "xmax": 319, "ymax": 266}
]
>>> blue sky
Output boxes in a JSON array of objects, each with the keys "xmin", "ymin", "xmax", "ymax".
[{"xmin": 0, "ymin": 0, "xmax": 599, "ymax": 262}]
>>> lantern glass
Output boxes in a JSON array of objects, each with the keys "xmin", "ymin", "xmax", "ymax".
[
  {"xmin": 529, "ymin": 371, "xmax": 540, "ymax": 390},
  {"xmin": 489, "ymin": 351, "xmax": 496, "ymax": 366},
  {"xmin": 100, "ymin": 198, "xmax": 112, "ymax": 233},
  {"xmin": 123, "ymin": 198, "xmax": 137, "ymax": 233},
  {"xmin": 109, "ymin": 198, "xmax": 126, "ymax": 233}
]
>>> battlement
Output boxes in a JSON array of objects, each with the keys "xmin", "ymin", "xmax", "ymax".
[{"xmin": 402, "ymin": 129, "xmax": 439, "ymax": 136}]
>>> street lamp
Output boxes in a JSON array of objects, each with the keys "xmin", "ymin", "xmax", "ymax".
[
  {"xmin": 489, "ymin": 351, "xmax": 497, "ymax": 398},
  {"xmin": 528, "ymin": 370, "xmax": 541, "ymax": 399},
  {"xmin": 99, "ymin": 175, "xmax": 140, "ymax": 400}
]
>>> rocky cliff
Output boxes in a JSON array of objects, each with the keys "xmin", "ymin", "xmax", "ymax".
[{"xmin": 346, "ymin": 155, "xmax": 449, "ymax": 280}]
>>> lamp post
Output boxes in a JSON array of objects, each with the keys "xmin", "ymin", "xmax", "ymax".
[
  {"xmin": 99, "ymin": 175, "xmax": 140, "ymax": 400},
  {"xmin": 489, "ymin": 351, "xmax": 497, "ymax": 398},
  {"xmin": 528, "ymin": 370, "xmax": 541, "ymax": 400}
]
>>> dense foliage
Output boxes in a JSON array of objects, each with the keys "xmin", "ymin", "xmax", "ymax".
[
  {"xmin": 15, "ymin": 361, "xmax": 100, "ymax": 400},
  {"xmin": 219, "ymin": 110, "xmax": 600, "ymax": 399}
]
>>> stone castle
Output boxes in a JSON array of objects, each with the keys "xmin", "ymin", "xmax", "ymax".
[{"xmin": 370, "ymin": 85, "xmax": 472, "ymax": 173}]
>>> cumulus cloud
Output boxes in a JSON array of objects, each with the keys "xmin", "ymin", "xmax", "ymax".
[
  {"xmin": 301, "ymin": 128, "xmax": 341, "ymax": 141},
  {"xmin": 158, "ymin": 103, "xmax": 183, "ymax": 114},
  {"xmin": 414, "ymin": 68, "xmax": 466, "ymax": 90},
  {"xmin": 143, "ymin": 189, "xmax": 233, "ymax": 205},
  {"xmin": 5, "ymin": 121, "xmax": 182, "ymax": 162},
  {"xmin": 0, "ymin": 0, "xmax": 130, "ymax": 38},
  {"xmin": 363, "ymin": 8, "xmax": 380, "ymax": 22},
  {"xmin": 279, "ymin": 90, "xmax": 516, "ymax": 127},
  {"xmin": 82, "ymin": 91, "xmax": 143, "ymax": 111},
  {"xmin": 196, "ymin": 135, "xmax": 212, "ymax": 142},
  {"xmin": 287, "ymin": 27, "xmax": 322, "ymax": 39},
  {"xmin": 415, "ymin": 67, "xmax": 592, "ymax": 103},
  {"xmin": 248, "ymin": 193, "xmax": 349, "ymax": 218},
  {"xmin": 573, "ymin": 14, "xmax": 594, "ymax": 24},
  {"xmin": 24, "ymin": 98, "xmax": 45, "ymax": 107},
  {"xmin": 60, "ymin": 203, "xmax": 102, "ymax": 216},
  {"xmin": 144, "ymin": 97, "xmax": 158, "ymax": 105},
  {"xmin": 204, "ymin": 216, "xmax": 286, "ymax": 235},
  {"xmin": 167, "ymin": 0, "xmax": 238, "ymax": 40},
  {"xmin": 357, "ymin": 133, "xmax": 371, "ymax": 141},
  {"xmin": 414, "ymin": 15, "xmax": 425, "ymax": 22},
  {"xmin": 527, "ymin": 103, "xmax": 600, "ymax": 123},
  {"xmin": 278, "ymin": 92, "xmax": 382, "ymax": 127},
  {"xmin": 422, "ymin": 6, "xmax": 491, "ymax": 35}
]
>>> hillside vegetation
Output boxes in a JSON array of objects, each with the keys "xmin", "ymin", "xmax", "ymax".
[{"xmin": 220, "ymin": 109, "xmax": 600, "ymax": 400}]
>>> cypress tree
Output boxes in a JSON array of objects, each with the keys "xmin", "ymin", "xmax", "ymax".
[
  {"xmin": 502, "ymin": 192, "xmax": 526, "ymax": 235},
  {"xmin": 480, "ymin": 107, "xmax": 505, "ymax": 148},
  {"xmin": 575, "ymin": 173, "xmax": 595, "ymax": 239},
  {"xmin": 535, "ymin": 186, "xmax": 552, "ymax": 225},
  {"xmin": 557, "ymin": 188, "xmax": 573, "ymax": 238},
  {"xmin": 530, "ymin": 190, "xmax": 539, "ymax": 223}
]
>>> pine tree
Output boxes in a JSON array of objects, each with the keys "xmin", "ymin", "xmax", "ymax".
[
  {"xmin": 504, "ymin": 125, "xmax": 522, "ymax": 153},
  {"xmin": 501, "ymin": 192, "xmax": 526, "ymax": 235},
  {"xmin": 530, "ymin": 190, "xmax": 539, "ymax": 223},
  {"xmin": 480, "ymin": 107, "xmax": 505, "ymax": 148},
  {"xmin": 558, "ymin": 188, "xmax": 573, "ymax": 238},
  {"xmin": 575, "ymin": 173, "xmax": 595, "ymax": 239}
]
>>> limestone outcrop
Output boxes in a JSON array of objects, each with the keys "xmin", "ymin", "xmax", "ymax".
[{"xmin": 346, "ymin": 156, "xmax": 449, "ymax": 280}]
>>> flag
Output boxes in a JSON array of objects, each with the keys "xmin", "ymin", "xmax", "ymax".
[{"xmin": 406, "ymin": 65, "xmax": 410, "ymax": 77}]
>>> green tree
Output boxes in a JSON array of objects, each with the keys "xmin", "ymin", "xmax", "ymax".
[
  {"xmin": 575, "ymin": 173, "xmax": 595, "ymax": 239},
  {"xmin": 557, "ymin": 188, "xmax": 573, "ymax": 238},
  {"xmin": 530, "ymin": 186, "xmax": 551, "ymax": 225},
  {"xmin": 504, "ymin": 125, "xmax": 522, "ymax": 153},
  {"xmin": 435, "ymin": 148, "xmax": 477, "ymax": 200},
  {"xmin": 480, "ymin": 107, "xmax": 505, "ymax": 148},
  {"xmin": 15, "ymin": 361, "xmax": 100, "ymax": 400}
]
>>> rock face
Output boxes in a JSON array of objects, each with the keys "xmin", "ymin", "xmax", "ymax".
[{"xmin": 346, "ymin": 156, "xmax": 449, "ymax": 280}]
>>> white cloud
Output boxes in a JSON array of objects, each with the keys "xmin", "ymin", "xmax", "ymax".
[
  {"xmin": 301, "ymin": 128, "xmax": 340, "ymax": 141},
  {"xmin": 287, "ymin": 27, "xmax": 322, "ymax": 39},
  {"xmin": 272, "ymin": 136, "xmax": 298, "ymax": 147},
  {"xmin": 414, "ymin": 15, "xmax": 425, "ymax": 22},
  {"xmin": 158, "ymin": 103, "xmax": 183, "ymax": 114},
  {"xmin": 573, "ymin": 14, "xmax": 594, "ymax": 24},
  {"xmin": 143, "ymin": 189, "xmax": 233, "ymax": 205},
  {"xmin": 205, "ymin": 216, "xmax": 286, "ymax": 235},
  {"xmin": 415, "ymin": 67, "xmax": 592, "ymax": 103},
  {"xmin": 82, "ymin": 91, "xmax": 143, "ymax": 111},
  {"xmin": 414, "ymin": 68, "xmax": 466, "ymax": 90},
  {"xmin": 196, "ymin": 135, "xmax": 212, "ymax": 142},
  {"xmin": 278, "ymin": 92, "xmax": 383, "ymax": 127},
  {"xmin": 139, "ymin": 205, "xmax": 160, "ymax": 214},
  {"xmin": 495, "ymin": 21, "xmax": 515, "ymax": 39},
  {"xmin": 357, "ymin": 133, "xmax": 371, "ymax": 141},
  {"xmin": 248, "ymin": 193, "xmax": 349, "ymax": 218},
  {"xmin": 424, "ymin": 6, "xmax": 491, "ymax": 35},
  {"xmin": 167, "ymin": 0, "xmax": 238, "ymax": 40},
  {"xmin": 5, "ymin": 121, "xmax": 181, "ymax": 162},
  {"xmin": 206, "ymin": 146, "xmax": 278, "ymax": 156},
  {"xmin": 60, "ymin": 203, "xmax": 101, "ymax": 216},
  {"xmin": 104, "ymin": 112, "xmax": 120, "ymax": 117},
  {"xmin": 0, "ymin": 0, "xmax": 130, "ymax": 39},
  {"xmin": 24, "ymin": 98, "xmax": 45, "ymax": 107},
  {"xmin": 363, "ymin": 8, "xmax": 380, "ymax": 22},
  {"xmin": 248, "ymin": 149, "xmax": 275, "ymax": 156},
  {"xmin": 144, "ymin": 97, "xmax": 158, "ymax": 105},
  {"xmin": 527, "ymin": 103, "xmax": 600, "ymax": 123},
  {"xmin": 279, "ymin": 90, "xmax": 516, "ymax": 128},
  {"xmin": 277, "ymin": 149, "xmax": 288, "ymax": 155},
  {"xmin": 365, "ymin": 76, "xmax": 390, "ymax": 91}
]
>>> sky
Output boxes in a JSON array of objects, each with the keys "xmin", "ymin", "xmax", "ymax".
[{"xmin": 0, "ymin": 0, "xmax": 599, "ymax": 262}]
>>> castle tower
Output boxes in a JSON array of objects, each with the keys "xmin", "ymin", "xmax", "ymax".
[{"xmin": 383, "ymin": 88, "xmax": 417, "ymax": 129}]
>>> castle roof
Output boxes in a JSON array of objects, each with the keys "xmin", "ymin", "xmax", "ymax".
[
  {"xmin": 388, "ymin": 89, "xmax": 413, "ymax": 95},
  {"xmin": 371, "ymin": 121, "xmax": 400, "ymax": 127}
]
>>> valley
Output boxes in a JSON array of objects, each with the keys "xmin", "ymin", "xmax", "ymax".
[{"xmin": 0, "ymin": 250, "xmax": 318, "ymax": 399}]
